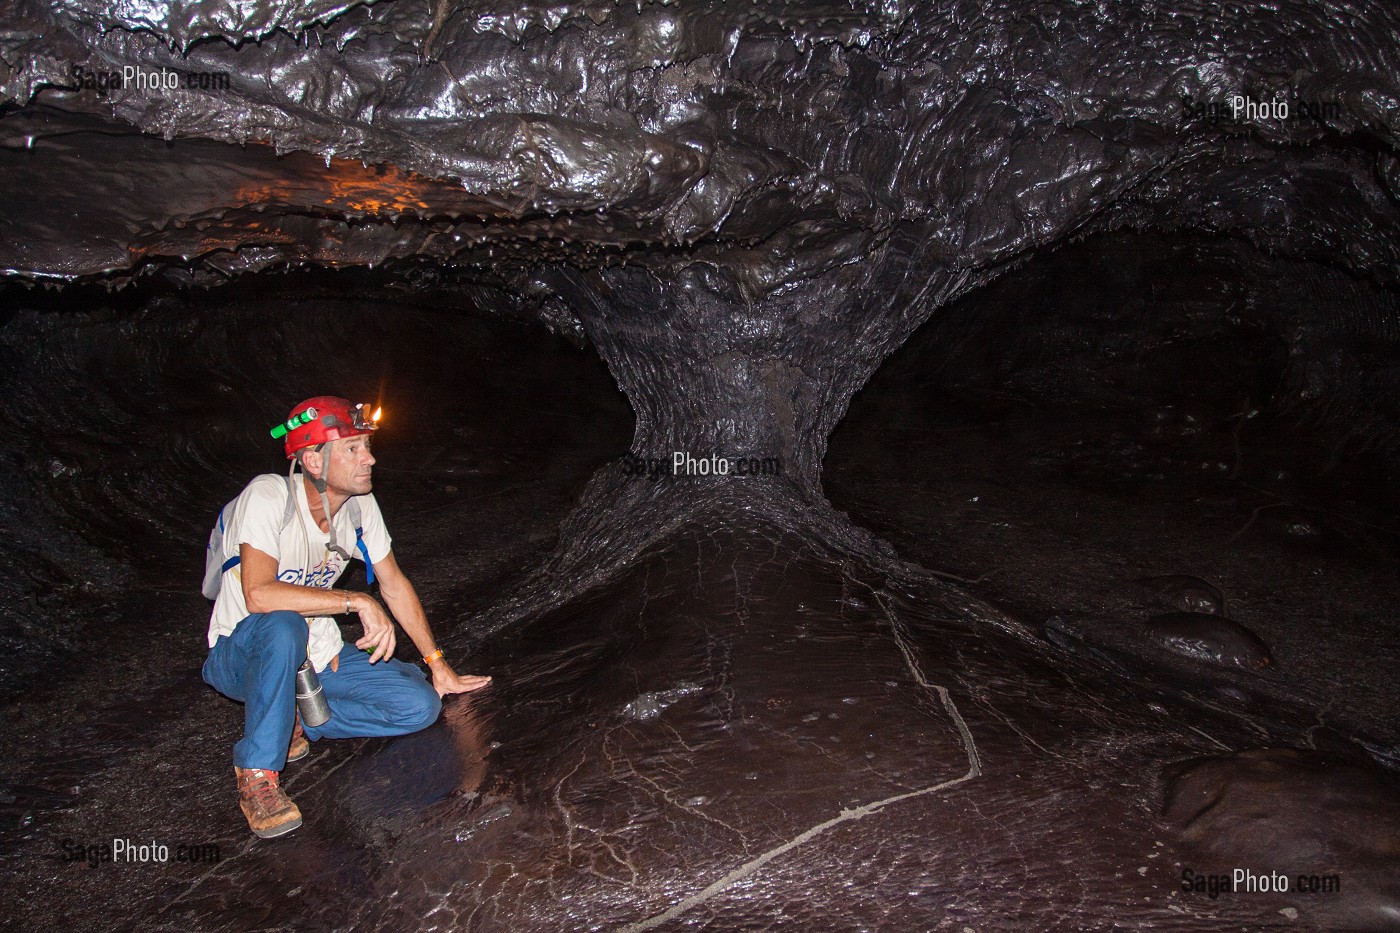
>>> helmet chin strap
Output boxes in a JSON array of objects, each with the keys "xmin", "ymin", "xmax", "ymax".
[{"xmin": 295, "ymin": 447, "xmax": 354, "ymax": 561}]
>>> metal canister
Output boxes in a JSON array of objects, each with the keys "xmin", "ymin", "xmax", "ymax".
[{"xmin": 294, "ymin": 660, "xmax": 331, "ymax": 727}]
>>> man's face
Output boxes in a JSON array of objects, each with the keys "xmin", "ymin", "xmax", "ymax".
[{"xmin": 321, "ymin": 434, "xmax": 375, "ymax": 496}]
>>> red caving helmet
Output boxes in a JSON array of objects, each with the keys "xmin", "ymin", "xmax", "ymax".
[{"xmin": 281, "ymin": 396, "xmax": 381, "ymax": 459}]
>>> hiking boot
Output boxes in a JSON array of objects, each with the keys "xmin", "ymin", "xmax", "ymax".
[
  {"xmin": 235, "ymin": 767, "xmax": 302, "ymax": 838},
  {"xmin": 287, "ymin": 712, "xmax": 309, "ymax": 763}
]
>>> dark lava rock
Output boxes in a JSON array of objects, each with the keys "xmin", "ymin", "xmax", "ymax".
[
  {"xmin": 1163, "ymin": 748, "xmax": 1400, "ymax": 932},
  {"xmin": 1137, "ymin": 574, "xmax": 1227, "ymax": 615},
  {"xmin": 1146, "ymin": 612, "xmax": 1272, "ymax": 672}
]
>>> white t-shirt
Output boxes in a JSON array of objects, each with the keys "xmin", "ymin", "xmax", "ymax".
[{"xmin": 207, "ymin": 473, "xmax": 393, "ymax": 672}]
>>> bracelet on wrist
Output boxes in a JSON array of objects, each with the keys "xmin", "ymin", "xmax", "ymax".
[{"xmin": 422, "ymin": 649, "xmax": 444, "ymax": 665}]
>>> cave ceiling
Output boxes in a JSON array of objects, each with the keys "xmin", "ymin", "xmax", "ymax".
[{"xmin": 0, "ymin": 0, "xmax": 1396, "ymax": 300}]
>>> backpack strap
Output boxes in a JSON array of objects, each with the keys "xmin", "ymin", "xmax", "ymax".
[
  {"xmin": 347, "ymin": 497, "xmax": 376, "ymax": 585},
  {"xmin": 217, "ymin": 507, "xmax": 240, "ymax": 574},
  {"xmin": 282, "ymin": 472, "xmax": 298, "ymax": 527},
  {"xmin": 217, "ymin": 477, "xmax": 299, "ymax": 579}
]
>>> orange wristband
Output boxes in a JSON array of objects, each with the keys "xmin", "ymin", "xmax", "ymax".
[{"xmin": 422, "ymin": 649, "xmax": 443, "ymax": 664}]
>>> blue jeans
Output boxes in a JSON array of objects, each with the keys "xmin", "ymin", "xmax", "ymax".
[{"xmin": 203, "ymin": 610, "xmax": 442, "ymax": 771}]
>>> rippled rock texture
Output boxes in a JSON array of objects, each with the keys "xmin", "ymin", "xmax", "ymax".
[{"xmin": 3, "ymin": 0, "xmax": 1400, "ymax": 930}]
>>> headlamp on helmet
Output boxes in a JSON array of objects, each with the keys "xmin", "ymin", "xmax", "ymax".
[{"xmin": 349, "ymin": 403, "xmax": 382, "ymax": 432}]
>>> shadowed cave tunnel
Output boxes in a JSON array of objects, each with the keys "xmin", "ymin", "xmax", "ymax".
[{"xmin": 1, "ymin": 0, "xmax": 1400, "ymax": 930}]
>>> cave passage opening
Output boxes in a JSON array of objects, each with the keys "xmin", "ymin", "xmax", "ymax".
[{"xmin": 829, "ymin": 225, "xmax": 1400, "ymax": 743}]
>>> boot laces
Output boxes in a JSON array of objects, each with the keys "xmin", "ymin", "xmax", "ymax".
[{"xmin": 245, "ymin": 769, "xmax": 285, "ymax": 811}]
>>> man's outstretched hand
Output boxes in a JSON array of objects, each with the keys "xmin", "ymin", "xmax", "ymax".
[
  {"xmin": 347, "ymin": 591, "xmax": 489, "ymax": 694},
  {"xmin": 430, "ymin": 660, "xmax": 492, "ymax": 697}
]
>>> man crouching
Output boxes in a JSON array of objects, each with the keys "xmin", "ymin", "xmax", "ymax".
[{"xmin": 202, "ymin": 396, "xmax": 490, "ymax": 837}]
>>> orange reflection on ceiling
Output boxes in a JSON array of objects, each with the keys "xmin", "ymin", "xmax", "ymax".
[{"xmin": 231, "ymin": 155, "xmax": 450, "ymax": 217}]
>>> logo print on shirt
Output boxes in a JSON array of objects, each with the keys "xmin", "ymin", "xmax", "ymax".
[{"xmin": 278, "ymin": 549, "xmax": 346, "ymax": 588}]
